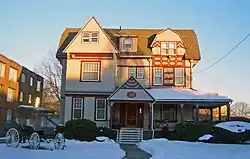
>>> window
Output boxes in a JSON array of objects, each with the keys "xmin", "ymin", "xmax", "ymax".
[
  {"xmin": 7, "ymin": 88, "xmax": 15, "ymax": 102},
  {"xmin": 0, "ymin": 84, "xmax": 3, "ymax": 100},
  {"xmin": 0, "ymin": 84, "xmax": 3, "ymax": 94},
  {"xmin": 73, "ymin": 98, "xmax": 83, "ymax": 119},
  {"xmin": 91, "ymin": 32, "xmax": 99, "ymax": 43},
  {"xmin": 161, "ymin": 104, "xmax": 177, "ymax": 122},
  {"xmin": 28, "ymin": 94, "xmax": 32, "ymax": 103},
  {"xmin": 5, "ymin": 109, "xmax": 12, "ymax": 122},
  {"xmin": 95, "ymin": 98, "xmax": 106, "ymax": 120},
  {"xmin": 30, "ymin": 77, "xmax": 33, "ymax": 86},
  {"xmin": 81, "ymin": 62, "xmax": 100, "ymax": 81},
  {"xmin": 19, "ymin": 92, "xmax": 23, "ymax": 102},
  {"xmin": 153, "ymin": 68, "xmax": 163, "ymax": 85},
  {"xmin": 175, "ymin": 68, "xmax": 185, "ymax": 85},
  {"xmin": 35, "ymin": 97, "xmax": 40, "ymax": 107},
  {"xmin": 21, "ymin": 73, "xmax": 26, "ymax": 83},
  {"xmin": 137, "ymin": 68, "xmax": 144, "ymax": 79},
  {"xmin": 161, "ymin": 42, "xmax": 176, "ymax": 55},
  {"xmin": 124, "ymin": 38, "xmax": 133, "ymax": 49},
  {"xmin": 129, "ymin": 67, "xmax": 136, "ymax": 78},
  {"xmin": 9, "ymin": 67, "xmax": 17, "ymax": 82},
  {"xmin": 0, "ymin": 62, "xmax": 5, "ymax": 77},
  {"xmin": 36, "ymin": 81, "xmax": 41, "ymax": 91},
  {"xmin": 82, "ymin": 32, "xmax": 99, "ymax": 43}
]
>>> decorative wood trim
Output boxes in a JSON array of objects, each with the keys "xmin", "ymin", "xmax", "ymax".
[
  {"xmin": 80, "ymin": 61, "xmax": 101, "ymax": 82},
  {"xmin": 70, "ymin": 53, "xmax": 113, "ymax": 59}
]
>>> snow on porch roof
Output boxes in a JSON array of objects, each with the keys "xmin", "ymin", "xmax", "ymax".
[{"xmin": 146, "ymin": 88, "xmax": 233, "ymax": 103}]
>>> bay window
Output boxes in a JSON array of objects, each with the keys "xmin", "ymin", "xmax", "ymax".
[{"xmin": 81, "ymin": 62, "xmax": 100, "ymax": 81}]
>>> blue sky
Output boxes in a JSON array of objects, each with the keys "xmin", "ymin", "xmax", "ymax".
[{"xmin": 0, "ymin": 0, "xmax": 249, "ymax": 104}]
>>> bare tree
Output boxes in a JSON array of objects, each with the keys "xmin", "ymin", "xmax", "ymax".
[
  {"xmin": 231, "ymin": 102, "xmax": 250, "ymax": 117},
  {"xmin": 35, "ymin": 51, "xmax": 61, "ymax": 111}
]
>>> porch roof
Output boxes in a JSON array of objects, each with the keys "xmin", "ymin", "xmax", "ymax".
[{"xmin": 146, "ymin": 88, "xmax": 233, "ymax": 104}]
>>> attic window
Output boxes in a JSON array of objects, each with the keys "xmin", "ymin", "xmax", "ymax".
[
  {"xmin": 124, "ymin": 38, "xmax": 132, "ymax": 49},
  {"xmin": 82, "ymin": 32, "xmax": 99, "ymax": 43},
  {"xmin": 161, "ymin": 42, "xmax": 176, "ymax": 55}
]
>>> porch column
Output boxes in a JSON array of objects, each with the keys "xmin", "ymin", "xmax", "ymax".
[
  {"xmin": 150, "ymin": 102, "xmax": 155, "ymax": 139},
  {"xmin": 107, "ymin": 101, "xmax": 114, "ymax": 129},
  {"xmin": 226, "ymin": 103, "xmax": 231, "ymax": 120},
  {"xmin": 210, "ymin": 108, "xmax": 213, "ymax": 121},
  {"xmin": 218, "ymin": 106, "xmax": 221, "ymax": 121},
  {"xmin": 180, "ymin": 104, "xmax": 184, "ymax": 122},
  {"xmin": 195, "ymin": 104, "xmax": 199, "ymax": 121}
]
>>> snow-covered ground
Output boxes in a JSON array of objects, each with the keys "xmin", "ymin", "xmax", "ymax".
[
  {"xmin": 138, "ymin": 138, "xmax": 250, "ymax": 159},
  {"xmin": 0, "ymin": 138, "xmax": 125, "ymax": 159}
]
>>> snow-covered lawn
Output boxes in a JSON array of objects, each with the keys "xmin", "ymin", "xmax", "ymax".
[
  {"xmin": 138, "ymin": 138, "xmax": 250, "ymax": 159},
  {"xmin": 0, "ymin": 138, "xmax": 125, "ymax": 159}
]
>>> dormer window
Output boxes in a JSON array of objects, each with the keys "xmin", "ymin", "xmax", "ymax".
[
  {"xmin": 82, "ymin": 32, "xmax": 99, "ymax": 43},
  {"xmin": 124, "ymin": 38, "xmax": 133, "ymax": 49},
  {"xmin": 161, "ymin": 42, "xmax": 176, "ymax": 55}
]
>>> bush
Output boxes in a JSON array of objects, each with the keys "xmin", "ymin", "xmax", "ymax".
[
  {"xmin": 213, "ymin": 126, "xmax": 250, "ymax": 144},
  {"xmin": 174, "ymin": 121, "xmax": 213, "ymax": 141},
  {"xmin": 64, "ymin": 119, "xmax": 99, "ymax": 141},
  {"xmin": 97, "ymin": 127, "xmax": 117, "ymax": 141}
]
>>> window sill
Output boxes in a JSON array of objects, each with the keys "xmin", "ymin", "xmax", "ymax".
[
  {"xmin": 95, "ymin": 119, "xmax": 107, "ymax": 121},
  {"xmin": 80, "ymin": 80, "xmax": 100, "ymax": 82}
]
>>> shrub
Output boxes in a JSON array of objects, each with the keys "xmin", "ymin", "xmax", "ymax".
[
  {"xmin": 64, "ymin": 119, "xmax": 99, "ymax": 141},
  {"xmin": 174, "ymin": 121, "xmax": 213, "ymax": 141},
  {"xmin": 213, "ymin": 126, "xmax": 250, "ymax": 144},
  {"xmin": 97, "ymin": 126, "xmax": 117, "ymax": 141}
]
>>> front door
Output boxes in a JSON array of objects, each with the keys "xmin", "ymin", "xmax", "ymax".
[{"xmin": 126, "ymin": 104, "xmax": 137, "ymax": 127}]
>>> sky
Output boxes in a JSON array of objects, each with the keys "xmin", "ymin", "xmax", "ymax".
[{"xmin": 0, "ymin": 0, "xmax": 249, "ymax": 104}]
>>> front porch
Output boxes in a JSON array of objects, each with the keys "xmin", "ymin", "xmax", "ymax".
[
  {"xmin": 107, "ymin": 77, "xmax": 232, "ymax": 142},
  {"xmin": 110, "ymin": 102, "xmax": 231, "ymax": 131}
]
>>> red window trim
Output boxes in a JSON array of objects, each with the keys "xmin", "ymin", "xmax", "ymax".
[{"xmin": 80, "ymin": 61, "xmax": 101, "ymax": 82}]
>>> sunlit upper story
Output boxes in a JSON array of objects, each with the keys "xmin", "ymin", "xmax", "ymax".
[{"xmin": 56, "ymin": 16, "xmax": 200, "ymax": 93}]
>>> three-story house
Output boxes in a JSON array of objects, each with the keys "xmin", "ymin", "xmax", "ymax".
[{"xmin": 56, "ymin": 16, "xmax": 232, "ymax": 140}]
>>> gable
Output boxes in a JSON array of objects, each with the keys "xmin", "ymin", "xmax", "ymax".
[
  {"xmin": 151, "ymin": 28, "xmax": 185, "ymax": 47},
  {"xmin": 64, "ymin": 17, "xmax": 118, "ymax": 54},
  {"xmin": 108, "ymin": 77, "xmax": 154, "ymax": 101}
]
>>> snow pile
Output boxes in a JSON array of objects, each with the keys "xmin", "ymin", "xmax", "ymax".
[
  {"xmin": 0, "ymin": 138, "xmax": 125, "ymax": 159},
  {"xmin": 215, "ymin": 121, "xmax": 250, "ymax": 133},
  {"xmin": 138, "ymin": 139, "xmax": 250, "ymax": 159},
  {"xmin": 198, "ymin": 134, "xmax": 214, "ymax": 141}
]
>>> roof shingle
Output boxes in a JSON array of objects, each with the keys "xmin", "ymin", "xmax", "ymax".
[{"xmin": 56, "ymin": 28, "xmax": 200, "ymax": 60}]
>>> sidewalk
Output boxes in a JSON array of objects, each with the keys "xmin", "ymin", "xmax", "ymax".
[{"xmin": 120, "ymin": 144, "xmax": 151, "ymax": 159}]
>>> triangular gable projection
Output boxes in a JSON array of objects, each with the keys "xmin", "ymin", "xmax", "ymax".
[
  {"xmin": 63, "ymin": 16, "xmax": 119, "ymax": 53},
  {"xmin": 108, "ymin": 77, "xmax": 154, "ymax": 101},
  {"xmin": 150, "ymin": 28, "xmax": 186, "ymax": 48}
]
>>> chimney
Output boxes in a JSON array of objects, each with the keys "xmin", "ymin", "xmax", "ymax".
[{"xmin": 119, "ymin": 26, "xmax": 122, "ymax": 31}]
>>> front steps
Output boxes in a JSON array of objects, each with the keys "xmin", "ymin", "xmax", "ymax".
[{"xmin": 117, "ymin": 128, "xmax": 143, "ymax": 144}]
